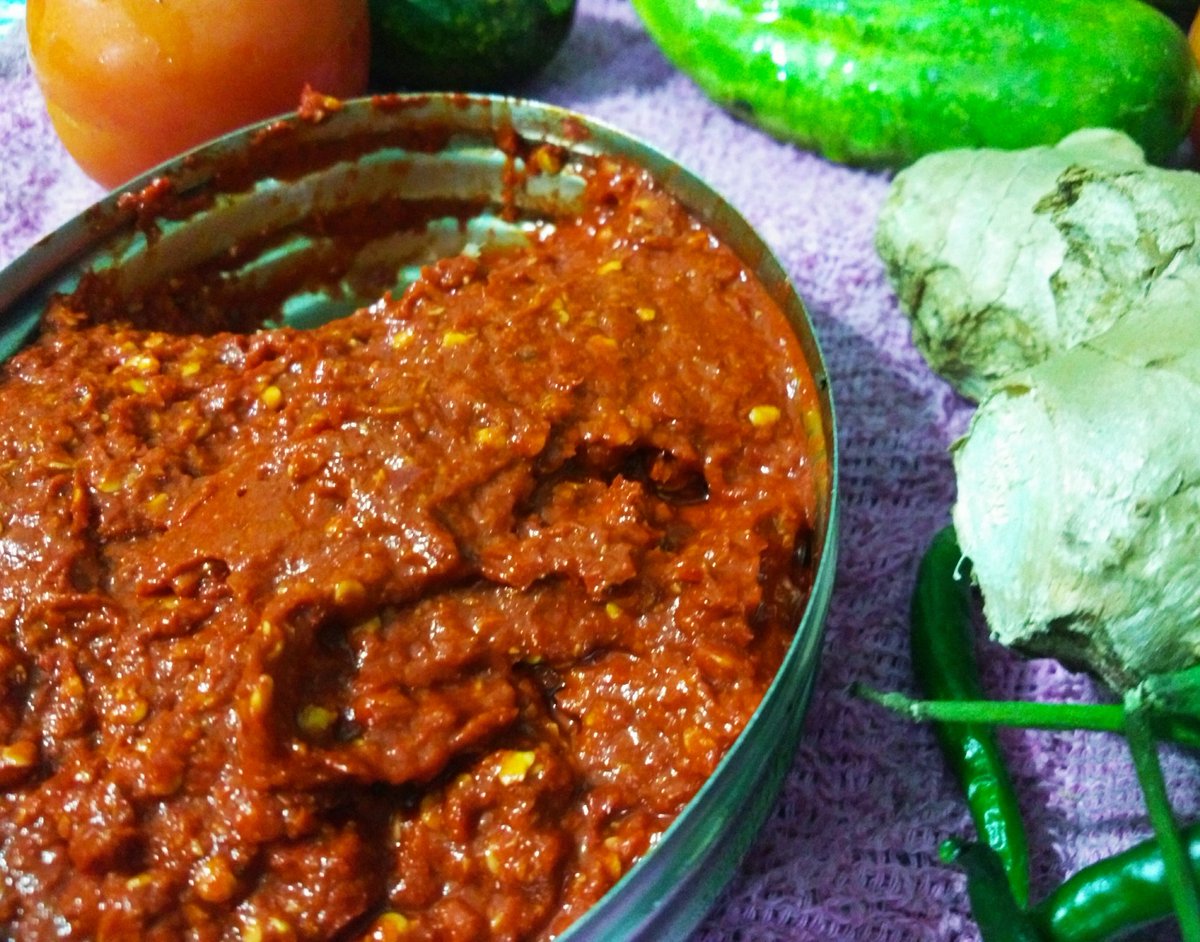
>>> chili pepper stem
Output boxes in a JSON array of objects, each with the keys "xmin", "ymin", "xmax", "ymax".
[
  {"xmin": 1124, "ymin": 697, "xmax": 1200, "ymax": 942},
  {"xmin": 853, "ymin": 683, "xmax": 1129, "ymax": 734}
]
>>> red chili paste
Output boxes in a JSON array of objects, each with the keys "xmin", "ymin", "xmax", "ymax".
[{"xmin": 0, "ymin": 160, "xmax": 823, "ymax": 941}]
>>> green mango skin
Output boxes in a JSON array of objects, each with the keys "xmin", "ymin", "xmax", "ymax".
[
  {"xmin": 368, "ymin": 0, "xmax": 577, "ymax": 92},
  {"xmin": 630, "ymin": 0, "xmax": 1200, "ymax": 167}
]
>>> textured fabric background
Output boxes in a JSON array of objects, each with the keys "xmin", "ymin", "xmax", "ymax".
[{"xmin": 2, "ymin": 2, "xmax": 1198, "ymax": 939}]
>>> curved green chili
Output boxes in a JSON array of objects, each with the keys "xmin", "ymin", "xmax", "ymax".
[
  {"xmin": 857, "ymin": 676, "xmax": 1200, "ymax": 941},
  {"xmin": 1031, "ymin": 824, "xmax": 1200, "ymax": 942},
  {"xmin": 911, "ymin": 526, "xmax": 1030, "ymax": 906},
  {"xmin": 942, "ymin": 839, "xmax": 1045, "ymax": 942}
]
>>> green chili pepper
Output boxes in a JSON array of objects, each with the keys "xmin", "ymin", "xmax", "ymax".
[
  {"xmin": 1031, "ymin": 824, "xmax": 1200, "ymax": 942},
  {"xmin": 858, "ymin": 680, "xmax": 1200, "ymax": 940},
  {"xmin": 911, "ymin": 526, "xmax": 1030, "ymax": 906},
  {"xmin": 858, "ymin": 526, "xmax": 1200, "ymax": 940},
  {"xmin": 941, "ymin": 839, "xmax": 1046, "ymax": 942}
]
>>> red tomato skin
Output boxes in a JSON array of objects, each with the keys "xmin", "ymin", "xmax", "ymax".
[{"xmin": 27, "ymin": 0, "xmax": 370, "ymax": 188}]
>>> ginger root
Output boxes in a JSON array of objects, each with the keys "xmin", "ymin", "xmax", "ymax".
[{"xmin": 876, "ymin": 129, "xmax": 1200, "ymax": 401}]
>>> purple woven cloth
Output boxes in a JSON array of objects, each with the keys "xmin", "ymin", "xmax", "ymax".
[{"xmin": 2, "ymin": 2, "xmax": 1198, "ymax": 939}]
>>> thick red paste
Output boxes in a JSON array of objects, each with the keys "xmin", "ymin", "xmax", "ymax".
[{"xmin": 0, "ymin": 160, "xmax": 823, "ymax": 941}]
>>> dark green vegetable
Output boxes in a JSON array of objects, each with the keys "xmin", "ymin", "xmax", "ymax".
[
  {"xmin": 941, "ymin": 839, "xmax": 1045, "ymax": 942},
  {"xmin": 911, "ymin": 526, "xmax": 1030, "ymax": 906},
  {"xmin": 1031, "ymin": 824, "xmax": 1200, "ymax": 942},
  {"xmin": 1141, "ymin": 0, "xmax": 1199, "ymax": 30},
  {"xmin": 368, "ymin": 0, "xmax": 576, "ymax": 92},
  {"xmin": 629, "ymin": 0, "xmax": 1200, "ymax": 167}
]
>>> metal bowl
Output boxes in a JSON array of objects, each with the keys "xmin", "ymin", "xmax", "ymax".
[{"xmin": 0, "ymin": 93, "xmax": 839, "ymax": 941}]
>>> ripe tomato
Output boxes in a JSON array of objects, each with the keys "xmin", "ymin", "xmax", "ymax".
[{"xmin": 27, "ymin": 0, "xmax": 370, "ymax": 189}]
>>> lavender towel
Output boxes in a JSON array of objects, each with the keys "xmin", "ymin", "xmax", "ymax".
[{"xmin": 1, "ymin": 2, "xmax": 1197, "ymax": 939}]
